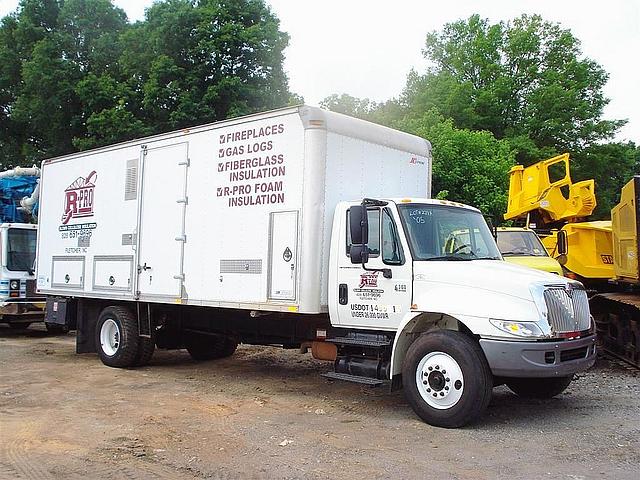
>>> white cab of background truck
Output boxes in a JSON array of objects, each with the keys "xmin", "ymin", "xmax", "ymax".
[
  {"xmin": 0, "ymin": 223, "xmax": 46, "ymax": 328},
  {"xmin": 36, "ymin": 106, "xmax": 596, "ymax": 427}
]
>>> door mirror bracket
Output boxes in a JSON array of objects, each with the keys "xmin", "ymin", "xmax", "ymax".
[{"xmin": 349, "ymin": 199, "xmax": 393, "ymax": 279}]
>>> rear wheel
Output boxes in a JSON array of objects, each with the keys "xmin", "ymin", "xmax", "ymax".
[
  {"xmin": 95, "ymin": 306, "xmax": 139, "ymax": 368},
  {"xmin": 134, "ymin": 336, "xmax": 155, "ymax": 367},
  {"xmin": 506, "ymin": 376, "xmax": 573, "ymax": 399},
  {"xmin": 185, "ymin": 334, "xmax": 238, "ymax": 361},
  {"xmin": 402, "ymin": 330, "xmax": 493, "ymax": 428}
]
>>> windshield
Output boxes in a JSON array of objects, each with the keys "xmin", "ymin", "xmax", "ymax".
[
  {"xmin": 6, "ymin": 228, "xmax": 37, "ymax": 272},
  {"xmin": 398, "ymin": 204, "xmax": 501, "ymax": 261},
  {"xmin": 497, "ymin": 230, "xmax": 549, "ymax": 257}
]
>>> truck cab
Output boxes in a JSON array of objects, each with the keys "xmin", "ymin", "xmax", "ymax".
[
  {"xmin": 329, "ymin": 198, "xmax": 596, "ymax": 427},
  {"xmin": 0, "ymin": 223, "xmax": 45, "ymax": 328},
  {"xmin": 496, "ymin": 226, "xmax": 564, "ymax": 275}
]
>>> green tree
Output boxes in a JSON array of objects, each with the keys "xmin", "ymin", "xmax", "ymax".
[
  {"xmin": 405, "ymin": 14, "xmax": 625, "ymax": 163},
  {"xmin": 572, "ymin": 142, "xmax": 639, "ymax": 219},
  {"xmin": 0, "ymin": 0, "xmax": 128, "ymax": 165},
  {"xmin": 1, "ymin": 0, "xmax": 294, "ymax": 163},
  {"xmin": 402, "ymin": 110, "xmax": 515, "ymax": 218},
  {"xmin": 113, "ymin": 0, "xmax": 291, "ymax": 137},
  {"xmin": 320, "ymin": 94, "xmax": 379, "ymax": 119}
]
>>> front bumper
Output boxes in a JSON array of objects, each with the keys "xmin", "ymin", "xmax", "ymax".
[
  {"xmin": 480, "ymin": 334, "xmax": 597, "ymax": 378},
  {"xmin": 0, "ymin": 300, "xmax": 46, "ymax": 318}
]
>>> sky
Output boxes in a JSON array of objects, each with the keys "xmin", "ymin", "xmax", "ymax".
[{"xmin": 1, "ymin": 0, "xmax": 639, "ymax": 143}]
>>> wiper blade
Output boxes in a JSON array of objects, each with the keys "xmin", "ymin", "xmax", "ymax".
[
  {"xmin": 474, "ymin": 256, "xmax": 502, "ymax": 260},
  {"xmin": 423, "ymin": 255, "xmax": 474, "ymax": 261}
]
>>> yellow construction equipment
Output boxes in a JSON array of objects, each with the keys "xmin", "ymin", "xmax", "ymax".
[
  {"xmin": 590, "ymin": 176, "xmax": 640, "ymax": 368},
  {"xmin": 505, "ymin": 153, "xmax": 597, "ymax": 226},
  {"xmin": 540, "ymin": 222, "xmax": 614, "ymax": 283},
  {"xmin": 503, "ymin": 154, "xmax": 639, "ymax": 368},
  {"xmin": 504, "ymin": 153, "xmax": 613, "ymax": 286}
]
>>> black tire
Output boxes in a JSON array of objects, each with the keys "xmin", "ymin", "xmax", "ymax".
[
  {"xmin": 9, "ymin": 322, "xmax": 31, "ymax": 329},
  {"xmin": 45, "ymin": 323, "xmax": 69, "ymax": 335},
  {"xmin": 95, "ymin": 306, "xmax": 139, "ymax": 368},
  {"xmin": 402, "ymin": 330, "xmax": 493, "ymax": 428},
  {"xmin": 185, "ymin": 334, "xmax": 238, "ymax": 361},
  {"xmin": 134, "ymin": 336, "xmax": 156, "ymax": 367},
  {"xmin": 506, "ymin": 376, "xmax": 573, "ymax": 399}
]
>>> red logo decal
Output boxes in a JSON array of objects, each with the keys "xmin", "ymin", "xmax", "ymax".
[
  {"xmin": 62, "ymin": 171, "xmax": 96, "ymax": 225},
  {"xmin": 359, "ymin": 272, "xmax": 379, "ymax": 288}
]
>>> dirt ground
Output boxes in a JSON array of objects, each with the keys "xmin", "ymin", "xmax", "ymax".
[{"xmin": 0, "ymin": 324, "xmax": 638, "ymax": 480}]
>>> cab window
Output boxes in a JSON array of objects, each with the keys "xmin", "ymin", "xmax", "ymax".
[{"xmin": 382, "ymin": 208, "xmax": 404, "ymax": 265}]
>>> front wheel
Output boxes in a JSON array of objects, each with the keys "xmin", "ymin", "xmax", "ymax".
[
  {"xmin": 506, "ymin": 376, "xmax": 573, "ymax": 399},
  {"xmin": 402, "ymin": 330, "xmax": 493, "ymax": 428}
]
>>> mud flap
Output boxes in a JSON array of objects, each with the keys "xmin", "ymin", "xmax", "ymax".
[
  {"xmin": 76, "ymin": 299, "xmax": 100, "ymax": 354},
  {"xmin": 45, "ymin": 297, "xmax": 77, "ymax": 328}
]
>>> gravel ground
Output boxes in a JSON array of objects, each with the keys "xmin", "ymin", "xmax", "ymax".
[{"xmin": 0, "ymin": 323, "xmax": 638, "ymax": 480}]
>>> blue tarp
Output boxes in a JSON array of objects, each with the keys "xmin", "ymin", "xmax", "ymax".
[{"xmin": 0, "ymin": 176, "xmax": 39, "ymax": 223}]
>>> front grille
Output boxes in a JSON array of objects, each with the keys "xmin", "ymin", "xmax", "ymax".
[
  {"xmin": 543, "ymin": 286, "xmax": 591, "ymax": 334},
  {"xmin": 560, "ymin": 347, "xmax": 589, "ymax": 362}
]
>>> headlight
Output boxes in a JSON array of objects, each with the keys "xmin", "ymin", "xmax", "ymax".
[
  {"xmin": 490, "ymin": 319, "xmax": 544, "ymax": 338},
  {"xmin": 9, "ymin": 280, "xmax": 19, "ymax": 290}
]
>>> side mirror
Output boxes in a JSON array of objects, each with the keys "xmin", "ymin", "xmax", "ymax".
[
  {"xmin": 349, "ymin": 244, "xmax": 369, "ymax": 265},
  {"xmin": 557, "ymin": 230, "xmax": 568, "ymax": 256},
  {"xmin": 484, "ymin": 216, "xmax": 497, "ymax": 240},
  {"xmin": 349, "ymin": 205, "xmax": 368, "ymax": 246}
]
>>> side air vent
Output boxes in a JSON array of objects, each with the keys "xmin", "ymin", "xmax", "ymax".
[{"xmin": 124, "ymin": 159, "xmax": 138, "ymax": 201}]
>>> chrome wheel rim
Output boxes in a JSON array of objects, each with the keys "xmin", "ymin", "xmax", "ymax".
[
  {"xmin": 100, "ymin": 319, "xmax": 120, "ymax": 357},
  {"xmin": 416, "ymin": 351, "xmax": 464, "ymax": 409}
]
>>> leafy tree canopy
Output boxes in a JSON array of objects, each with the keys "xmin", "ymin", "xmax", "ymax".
[
  {"xmin": 322, "ymin": 14, "xmax": 638, "ymax": 220},
  {"xmin": 406, "ymin": 14, "xmax": 626, "ymax": 162},
  {"xmin": 0, "ymin": 0, "xmax": 293, "ymax": 168}
]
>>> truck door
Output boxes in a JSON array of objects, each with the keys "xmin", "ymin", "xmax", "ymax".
[
  {"xmin": 268, "ymin": 211, "xmax": 298, "ymax": 301},
  {"xmin": 335, "ymin": 206, "xmax": 412, "ymax": 329},
  {"xmin": 136, "ymin": 143, "xmax": 188, "ymax": 299}
]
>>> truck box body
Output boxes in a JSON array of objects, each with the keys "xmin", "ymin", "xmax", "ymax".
[{"xmin": 36, "ymin": 106, "xmax": 431, "ymax": 314}]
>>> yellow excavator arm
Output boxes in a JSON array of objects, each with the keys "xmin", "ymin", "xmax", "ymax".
[{"xmin": 504, "ymin": 153, "xmax": 597, "ymax": 224}]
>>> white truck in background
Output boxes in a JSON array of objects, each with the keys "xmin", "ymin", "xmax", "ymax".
[
  {"xmin": 0, "ymin": 167, "xmax": 49, "ymax": 330},
  {"xmin": 36, "ymin": 106, "xmax": 596, "ymax": 427}
]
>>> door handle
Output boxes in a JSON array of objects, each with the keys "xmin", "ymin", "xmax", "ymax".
[{"xmin": 339, "ymin": 283, "xmax": 348, "ymax": 305}]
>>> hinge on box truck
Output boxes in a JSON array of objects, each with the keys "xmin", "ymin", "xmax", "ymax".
[
  {"xmin": 178, "ymin": 158, "xmax": 190, "ymax": 166},
  {"xmin": 173, "ymin": 274, "xmax": 185, "ymax": 280},
  {"xmin": 175, "ymin": 235, "xmax": 186, "ymax": 242},
  {"xmin": 177, "ymin": 197, "xmax": 188, "ymax": 204}
]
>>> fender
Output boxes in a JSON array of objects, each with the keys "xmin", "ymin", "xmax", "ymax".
[{"xmin": 390, "ymin": 311, "xmax": 462, "ymax": 378}]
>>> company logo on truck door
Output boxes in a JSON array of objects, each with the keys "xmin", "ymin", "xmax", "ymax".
[
  {"xmin": 359, "ymin": 271, "xmax": 379, "ymax": 288},
  {"xmin": 62, "ymin": 171, "xmax": 96, "ymax": 224}
]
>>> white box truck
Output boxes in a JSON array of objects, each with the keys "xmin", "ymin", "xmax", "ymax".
[{"xmin": 36, "ymin": 106, "xmax": 596, "ymax": 427}]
